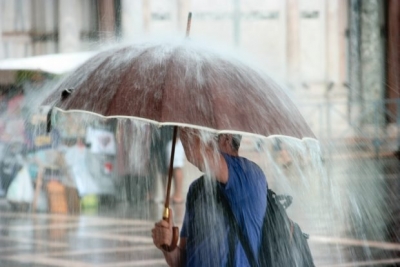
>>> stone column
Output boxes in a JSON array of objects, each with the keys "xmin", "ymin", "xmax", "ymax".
[
  {"xmin": 348, "ymin": 0, "xmax": 362, "ymax": 126},
  {"xmin": 0, "ymin": 0, "xmax": 3, "ymax": 59},
  {"xmin": 142, "ymin": 0, "xmax": 151, "ymax": 34},
  {"xmin": 338, "ymin": 0, "xmax": 348, "ymax": 90},
  {"xmin": 386, "ymin": 0, "xmax": 400, "ymax": 122},
  {"xmin": 348, "ymin": 0, "xmax": 385, "ymax": 129},
  {"xmin": 58, "ymin": 0, "xmax": 80, "ymax": 53},
  {"xmin": 325, "ymin": 0, "xmax": 340, "ymax": 85},
  {"xmin": 360, "ymin": 0, "xmax": 385, "ymax": 125},
  {"xmin": 325, "ymin": 0, "xmax": 348, "ymax": 96},
  {"xmin": 99, "ymin": 0, "xmax": 116, "ymax": 41}
]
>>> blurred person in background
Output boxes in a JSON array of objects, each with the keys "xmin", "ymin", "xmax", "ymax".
[
  {"xmin": 85, "ymin": 119, "xmax": 117, "ymax": 205},
  {"xmin": 116, "ymin": 119, "xmax": 151, "ymax": 203},
  {"xmin": 165, "ymin": 133, "xmax": 186, "ymax": 204},
  {"xmin": 148, "ymin": 126, "xmax": 173, "ymax": 202},
  {"xmin": 0, "ymin": 92, "xmax": 26, "ymax": 196}
]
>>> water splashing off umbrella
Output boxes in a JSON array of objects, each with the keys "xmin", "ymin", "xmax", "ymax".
[{"xmin": 42, "ymin": 12, "xmax": 315, "ymax": 251}]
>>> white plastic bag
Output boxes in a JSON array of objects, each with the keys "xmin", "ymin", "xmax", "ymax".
[{"xmin": 6, "ymin": 166, "xmax": 34, "ymax": 203}]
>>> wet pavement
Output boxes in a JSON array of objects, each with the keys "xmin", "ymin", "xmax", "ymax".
[
  {"xmin": 0, "ymin": 154, "xmax": 398, "ymax": 267},
  {"xmin": 0, "ymin": 211, "xmax": 165, "ymax": 267}
]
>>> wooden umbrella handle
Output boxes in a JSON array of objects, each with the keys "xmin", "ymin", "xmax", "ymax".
[
  {"xmin": 161, "ymin": 208, "xmax": 179, "ymax": 251},
  {"xmin": 163, "ymin": 126, "xmax": 178, "ymax": 210},
  {"xmin": 161, "ymin": 126, "xmax": 179, "ymax": 251},
  {"xmin": 161, "ymin": 225, "xmax": 179, "ymax": 252}
]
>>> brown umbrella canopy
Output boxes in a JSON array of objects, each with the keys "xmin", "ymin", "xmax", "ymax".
[{"xmin": 43, "ymin": 40, "xmax": 315, "ymax": 140}]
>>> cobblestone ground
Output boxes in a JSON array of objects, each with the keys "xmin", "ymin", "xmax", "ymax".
[{"xmin": 0, "ymin": 153, "xmax": 398, "ymax": 267}]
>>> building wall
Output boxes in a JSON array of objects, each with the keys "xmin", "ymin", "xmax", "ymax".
[
  {"xmin": 1, "ymin": 0, "xmax": 33, "ymax": 58},
  {"xmin": 126, "ymin": 0, "xmax": 348, "ymax": 101},
  {"xmin": 0, "ymin": 0, "xmax": 99, "ymax": 59},
  {"xmin": 1, "ymin": 0, "xmax": 348, "ymax": 95},
  {"xmin": 31, "ymin": 0, "xmax": 58, "ymax": 55}
]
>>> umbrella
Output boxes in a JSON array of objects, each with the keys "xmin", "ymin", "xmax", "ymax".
[
  {"xmin": 42, "ymin": 15, "xmax": 315, "ymax": 251},
  {"xmin": 43, "ymin": 45, "xmax": 315, "ymax": 137}
]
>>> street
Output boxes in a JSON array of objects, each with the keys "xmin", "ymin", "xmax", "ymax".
[{"xmin": 0, "ymin": 150, "xmax": 398, "ymax": 267}]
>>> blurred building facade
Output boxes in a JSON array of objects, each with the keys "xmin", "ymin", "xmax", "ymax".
[
  {"xmin": 0, "ymin": 0, "xmax": 348, "ymax": 95},
  {"xmin": 0, "ymin": 0, "xmax": 399, "ymax": 147}
]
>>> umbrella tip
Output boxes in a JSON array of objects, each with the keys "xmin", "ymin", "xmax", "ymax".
[
  {"xmin": 61, "ymin": 88, "xmax": 74, "ymax": 101},
  {"xmin": 46, "ymin": 108, "xmax": 53, "ymax": 134}
]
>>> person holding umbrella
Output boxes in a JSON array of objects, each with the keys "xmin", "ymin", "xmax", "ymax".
[
  {"xmin": 41, "ymin": 25, "xmax": 315, "ymax": 266},
  {"xmin": 152, "ymin": 128, "xmax": 267, "ymax": 267}
]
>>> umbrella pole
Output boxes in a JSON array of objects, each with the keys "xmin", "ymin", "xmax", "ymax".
[
  {"xmin": 161, "ymin": 11, "xmax": 192, "ymax": 253},
  {"xmin": 161, "ymin": 126, "xmax": 179, "ymax": 251},
  {"xmin": 164, "ymin": 126, "xmax": 178, "ymax": 214}
]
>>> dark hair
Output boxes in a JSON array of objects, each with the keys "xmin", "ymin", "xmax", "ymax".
[
  {"xmin": 216, "ymin": 134, "xmax": 242, "ymax": 151},
  {"xmin": 232, "ymin": 134, "xmax": 242, "ymax": 151}
]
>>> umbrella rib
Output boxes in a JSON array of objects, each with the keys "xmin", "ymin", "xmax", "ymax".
[
  {"xmin": 76, "ymin": 49, "xmax": 125, "ymax": 97},
  {"xmin": 207, "ymin": 58, "xmax": 227, "ymax": 131},
  {"xmin": 44, "ymin": 50, "xmax": 114, "ymax": 106},
  {"xmin": 58, "ymin": 48, "xmax": 131, "ymax": 111},
  {"xmin": 158, "ymin": 46, "xmax": 181, "ymax": 123},
  {"xmin": 103, "ymin": 47, "xmax": 158, "ymax": 117}
]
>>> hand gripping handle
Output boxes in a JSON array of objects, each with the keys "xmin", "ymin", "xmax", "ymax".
[
  {"xmin": 161, "ymin": 207, "xmax": 179, "ymax": 252},
  {"xmin": 161, "ymin": 226, "xmax": 179, "ymax": 252}
]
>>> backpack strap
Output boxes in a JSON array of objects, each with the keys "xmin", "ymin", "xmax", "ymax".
[
  {"xmin": 270, "ymin": 189, "xmax": 293, "ymax": 209},
  {"xmin": 216, "ymin": 186, "xmax": 259, "ymax": 267},
  {"xmin": 226, "ymin": 223, "xmax": 237, "ymax": 267},
  {"xmin": 187, "ymin": 176, "xmax": 205, "ymax": 209}
]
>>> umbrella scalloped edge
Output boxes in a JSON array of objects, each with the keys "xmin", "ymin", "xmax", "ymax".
[{"xmin": 48, "ymin": 106, "xmax": 319, "ymax": 143}]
